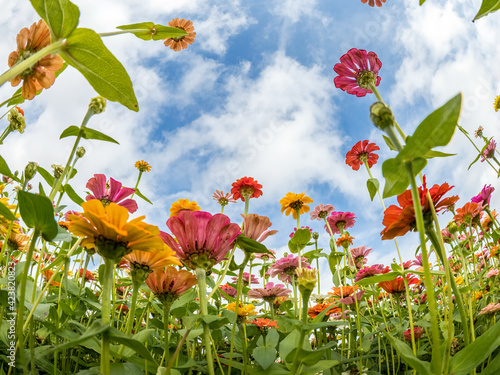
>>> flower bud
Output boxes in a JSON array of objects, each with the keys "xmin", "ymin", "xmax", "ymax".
[
  {"xmin": 76, "ymin": 146, "xmax": 86, "ymax": 158},
  {"xmin": 51, "ymin": 164, "xmax": 64, "ymax": 179},
  {"xmin": 24, "ymin": 161, "xmax": 38, "ymax": 182},
  {"xmin": 370, "ymin": 101, "xmax": 395, "ymax": 130},
  {"xmin": 296, "ymin": 268, "xmax": 318, "ymax": 295},
  {"xmin": 8, "ymin": 107, "xmax": 26, "ymax": 134},
  {"xmin": 89, "ymin": 96, "xmax": 107, "ymax": 114},
  {"xmin": 312, "ymin": 232, "xmax": 319, "ymax": 240}
]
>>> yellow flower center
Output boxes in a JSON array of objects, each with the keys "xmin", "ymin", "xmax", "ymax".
[{"xmin": 356, "ymin": 70, "xmax": 376, "ymax": 89}]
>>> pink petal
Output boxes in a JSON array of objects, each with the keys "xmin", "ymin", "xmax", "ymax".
[{"xmin": 86, "ymin": 174, "xmax": 106, "ymax": 199}]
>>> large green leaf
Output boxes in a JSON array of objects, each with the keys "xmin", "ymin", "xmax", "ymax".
[
  {"xmin": 18, "ymin": 191, "xmax": 58, "ymax": 241},
  {"xmin": 30, "ymin": 0, "xmax": 80, "ymax": 39},
  {"xmin": 36, "ymin": 165, "xmax": 55, "ymax": 187},
  {"xmin": 59, "ymin": 125, "xmax": 119, "ymax": 144},
  {"xmin": 107, "ymin": 327, "xmax": 157, "ymax": 364},
  {"xmin": 63, "ymin": 183, "xmax": 84, "ymax": 205},
  {"xmin": 0, "ymin": 200, "xmax": 17, "ymax": 221},
  {"xmin": 449, "ymin": 319, "xmax": 500, "ymax": 374},
  {"xmin": 61, "ymin": 28, "xmax": 138, "ymax": 111},
  {"xmin": 116, "ymin": 22, "xmax": 188, "ymax": 41},
  {"xmin": 385, "ymin": 333, "xmax": 431, "ymax": 375},
  {"xmin": 473, "ymin": 0, "xmax": 500, "ymax": 21},
  {"xmin": 253, "ymin": 346, "xmax": 277, "ymax": 370},
  {"xmin": 0, "ymin": 155, "xmax": 20, "ymax": 182},
  {"xmin": 236, "ymin": 234, "xmax": 272, "ymax": 254}
]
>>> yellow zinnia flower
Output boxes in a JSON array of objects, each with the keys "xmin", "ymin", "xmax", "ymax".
[
  {"xmin": 135, "ymin": 160, "xmax": 152, "ymax": 173},
  {"xmin": 125, "ymin": 244, "xmax": 182, "ymax": 271},
  {"xmin": 169, "ymin": 199, "xmax": 201, "ymax": 217},
  {"xmin": 67, "ymin": 200, "xmax": 163, "ymax": 262},
  {"xmin": 225, "ymin": 302, "xmax": 257, "ymax": 322},
  {"xmin": 494, "ymin": 95, "xmax": 500, "ymax": 112},
  {"xmin": 279, "ymin": 192, "xmax": 314, "ymax": 219}
]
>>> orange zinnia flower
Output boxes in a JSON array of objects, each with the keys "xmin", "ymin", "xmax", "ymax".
[
  {"xmin": 308, "ymin": 303, "xmax": 341, "ymax": 319},
  {"xmin": 280, "ymin": 192, "xmax": 314, "ymax": 219},
  {"xmin": 381, "ymin": 177, "xmax": 459, "ymax": 240},
  {"xmin": 336, "ymin": 234, "xmax": 354, "ymax": 248},
  {"xmin": 330, "ymin": 285, "xmax": 357, "ymax": 298},
  {"xmin": 145, "ymin": 266, "xmax": 197, "ymax": 305},
  {"xmin": 231, "ymin": 176, "xmax": 263, "ymax": 201},
  {"xmin": 454, "ymin": 202, "xmax": 482, "ymax": 225},
  {"xmin": 163, "ymin": 18, "xmax": 196, "ymax": 51},
  {"xmin": 8, "ymin": 20, "xmax": 64, "ymax": 100},
  {"xmin": 125, "ymin": 244, "xmax": 182, "ymax": 272},
  {"xmin": 248, "ymin": 318, "xmax": 278, "ymax": 329},
  {"xmin": 378, "ymin": 275, "xmax": 418, "ymax": 294}
]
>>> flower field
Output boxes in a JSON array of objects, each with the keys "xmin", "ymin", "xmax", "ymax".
[{"xmin": 1, "ymin": 1, "xmax": 500, "ymax": 375}]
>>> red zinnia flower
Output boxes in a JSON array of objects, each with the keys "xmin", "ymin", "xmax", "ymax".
[
  {"xmin": 404, "ymin": 326, "xmax": 424, "ymax": 342},
  {"xmin": 454, "ymin": 202, "xmax": 482, "ymax": 225},
  {"xmin": 333, "ymin": 48, "xmax": 382, "ymax": 97},
  {"xmin": 381, "ymin": 177, "xmax": 459, "ymax": 240},
  {"xmin": 248, "ymin": 318, "xmax": 278, "ymax": 329},
  {"xmin": 231, "ymin": 176, "xmax": 263, "ymax": 201},
  {"xmin": 346, "ymin": 140, "xmax": 380, "ymax": 171},
  {"xmin": 361, "ymin": 0, "xmax": 386, "ymax": 7},
  {"xmin": 79, "ymin": 268, "xmax": 95, "ymax": 281}
]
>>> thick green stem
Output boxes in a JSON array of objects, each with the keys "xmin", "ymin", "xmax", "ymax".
[
  {"xmin": 161, "ymin": 302, "xmax": 172, "ymax": 367},
  {"xmin": 100, "ymin": 257, "xmax": 115, "ymax": 375},
  {"xmin": 195, "ymin": 268, "xmax": 215, "ymax": 375},
  {"xmin": 0, "ymin": 41, "xmax": 65, "ymax": 87},
  {"xmin": 290, "ymin": 289, "xmax": 312, "ymax": 374}
]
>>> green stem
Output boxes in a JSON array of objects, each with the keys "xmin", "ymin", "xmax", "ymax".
[
  {"xmin": 195, "ymin": 268, "xmax": 215, "ymax": 375},
  {"xmin": 0, "ymin": 41, "xmax": 65, "ymax": 88},
  {"xmin": 290, "ymin": 289, "xmax": 312, "ymax": 374},
  {"xmin": 100, "ymin": 257, "xmax": 115, "ymax": 375},
  {"xmin": 131, "ymin": 171, "xmax": 143, "ymax": 199},
  {"xmin": 369, "ymin": 82, "xmax": 406, "ymax": 141},
  {"xmin": 166, "ymin": 328, "xmax": 190, "ymax": 374},
  {"xmin": 161, "ymin": 301, "xmax": 172, "ymax": 367},
  {"xmin": 0, "ymin": 127, "xmax": 12, "ymax": 145}
]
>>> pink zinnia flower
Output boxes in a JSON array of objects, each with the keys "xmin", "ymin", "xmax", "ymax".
[
  {"xmin": 346, "ymin": 140, "xmax": 380, "ymax": 171},
  {"xmin": 471, "ymin": 184, "xmax": 495, "ymax": 206},
  {"xmin": 310, "ymin": 204, "xmax": 335, "ymax": 220},
  {"xmin": 354, "ymin": 264, "xmax": 385, "ymax": 282},
  {"xmin": 338, "ymin": 290, "xmax": 365, "ymax": 306},
  {"xmin": 247, "ymin": 282, "xmax": 291, "ymax": 302},
  {"xmin": 478, "ymin": 302, "xmax": 500, "ymax": 316},
  {"xmin": 85, "ymin": 174, "xmax": 138, "ymax": 213},
  {"xmin": 241, "ymin": 214, "xmax": 278, "ymax": 242},
  {"xmin": 486, "ymin": 269, "xmax": 499, "ymax": 278},
  {"xmin": 411, "ymin": 254, "xmax": 423, "ymax": 268},
  {"xmin": 232, "ymin": 272, "xmax": 259, "ymax": 285},
  {"xmin": 481, "ymin": 140, "xmax": 497, "ymax": 162},
  {"xmin": 161, "ymin": 211, "xmax": 241, "ymax": 270},
  {"xmin": 268, "ymin": 254, "xmax": 311, "ymax": 283},
  {"xmin": 404, "ymin": 326, "xmax": 424, "ymax": 342},
  {"xmin": 349, "ymin": 246, "xmax": 372, "ymax": 269},
  {"xmin": 255, "ymin": 249, "xmax": 276, "ymax": 261},
  {"xmin": 220, "ymin": 283, "xmax": 237, "ymax": 299},
  {"xmin": 325, "ymin": 211, "xmax": 356, "ymax": 235},
  {"xmin": 213, "ymin": 190, "xmax": 236, "ymax": 206},
  {"xmin": 289, "ymin": 226, "xmax": 313, "ymax": 239},
  {"xmin": 361, "ymin": 0, "xmax": 386, "ymax": 6},
  {"xmin": 333, "ymin": 48, "xmax": 382, "ymax": 97}
]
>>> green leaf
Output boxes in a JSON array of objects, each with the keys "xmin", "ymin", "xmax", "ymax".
[
  {"xmin": 0, "ymin": 155, "xmax": 20, "ymax": 182},
  {"xmin": 355, "ymin": 271, "xmax": 400, "ymax": 286},
  {"xmin": 63, "ymin": 183, "xmax": 84, "ymax": 205},
  {"xmin": 107, "ymin": 326, "xmax": 157, "ymax": 364},
  {"xmin": 0, "ymin": 200, "xmax": 17, "ymax": 221},
  {"xmin": 420, "ymin": 0, "xmax": 426, "ymax": 4},
  {"xmin": 423, "ymin": 150, "xmax": 456, "ymax": 159},
  {"xmin": 37, "ymin": 166, "xmax": 55, "ymax": 188},
  {"xmin": 61, "ymin": 28, "xmax": 138, "ymax": 111},
  {"xmin": 382, "ymin": 134, "xmax": 397, "ymax": 151},
  {"xmin": 253, "ymin": 346, "xmax": 277, "ymax": 370},
  {"xmin": 382, "ymin": 157, "xmax": 426, "ymax": 198},
  {"xmin": 366, "ymin": 178, "xmax": 379, "ymax": 201},
  {"xmin": 236, "ymin": 235, "xmax": 272, "ymax": 254},
  {"xmin": 385, "ymin": 333, "xmax": 431, "ymax": 375},
  {"xmin": 479, "ymin": 352, "xmax": 500, "ymax": 375},
  {"xmin": 134, "ymin": 187, "xmax": 152, "ymax": 205},
  {"xmin": 30, "ymin": 0, "xmax": 80, "ymax": 39},
  {"xmin": 473, "ymin": 0, "xmax": 500, "ymax": 21},
  {"xmin": 18, "ymin": 191, "xmax": 58, "ymax": 241},
  {"xmin": 116, "ymin": 22, "xmax": 188, "ymax": 41},
  {"xmin": 300, "ymin": 360, "xmax": 340, "ymax": 375},
  {"xmin": 59, "ymin": 125, "xmax": 119, "ymax": 144},
  {"xmin": 449, "ymin": 319, "xmax": 500, "ymax": 374},
  {"xmin": 288, "ymin": 228, "xmax": 311, "ymax": 254},
  {"xmin": 279, "ymin": 329, "xmax": 310, "ymax": 360}
]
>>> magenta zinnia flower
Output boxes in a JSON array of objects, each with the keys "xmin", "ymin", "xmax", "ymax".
[
  {"xmin": 333, "ymin": 48, "xmax": 382, "ymax": 97},
  {"xmin": 354, "ymin": 264, "xmax": 385, "ymax": 282},
  {"xmin": 161, "ymin": 211, "xmax": 241, "ymax": 270},
  {"xmin": 325, "ymin": 211, "xmax": 356, "ymax": 235},
  {"xmin": 241, "ymin": 214, "xmax": 278, "ymax": 242},
  {"xmin": 247, "ymin": 282, "xmax": 291, "ymax": 302},
  {"xmin": 85, "ymin": 174, "xmax": 138, "ymax": 213},
  {"xmin": 471, "ymin": 184, "xmax": 495, "ymax": 206},
  {"xmin": 268, "ymin": 254, "xmax": 310, "ymax": 283},
  {"xmin": 310, "ymin": 204, "xmax": 335, "ymax": 220},
  {"xmin": 481, "ymin": 140, "xmax": 497, "ymax": 162},
  {"xmin": 346, "ymin": 140, "xmax": 380, "ymax": 171}
]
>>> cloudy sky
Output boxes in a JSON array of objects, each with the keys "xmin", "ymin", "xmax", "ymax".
[{"xmin": 1, "ymin": 0, "xmax": 499, "ymax": 291}]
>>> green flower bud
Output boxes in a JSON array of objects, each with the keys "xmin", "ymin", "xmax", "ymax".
[
  {"xmin": 51, "ymin": 164, "xmax": 64, "ymax": 179},
  {"xmin": 296, "ymin": 268, "xmax": 318, "ymax": 295},
  {"xmin": 312, "ymin": 232, "xmax": 319, "ymax": 240},
  {"xmin": 24, "ymin": 161, "xmax": 38, "ymax": 182},
  {"xmin": 76, "ymin": 146, "xmax": 86, "ymax": 158},
  {"xmin": 89, "ymin": 96, "xmax": 107, "ymax": 114},
  {"xmin": 8, "ymin": 107, "xmax": 26, "ymax": 134},
  {"xmin": 370, "ymin": 101, "xmax": 395, "ymax": 130}
]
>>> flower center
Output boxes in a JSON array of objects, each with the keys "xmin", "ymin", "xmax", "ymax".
[
  {"xmin": 218, "ymin": 197, "xmax": 228, "ymax": 206},
  {"xmin": 356, "ymin": 70, "xmax": 376, "ymax": 89},
  {"xmin": 100, "ymin": 197, "xmax": 111, "ymax": 206},
  {"xmin": 239, "ymin": 185, "xmax": 255, "ymax": 198},
  {"xmin": 289, "ymin": 200, "xmax": 303, "ymax": 211},
  {"xmin": 17, "ymin": 49, "xmax": 38, "ymax": 79},
  {"xmin": 357, "ymin": 151, "xmax": 369, "ymax": 163}
]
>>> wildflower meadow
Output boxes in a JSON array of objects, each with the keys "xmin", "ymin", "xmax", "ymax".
[{"xmin": 1, "ymin": 1, "xmax": 500, "ymax": 375}]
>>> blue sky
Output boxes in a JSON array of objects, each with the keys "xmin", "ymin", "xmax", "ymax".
[{"xmin": 1, "ymin": 0, "xmax": 499, "ymax": 291}]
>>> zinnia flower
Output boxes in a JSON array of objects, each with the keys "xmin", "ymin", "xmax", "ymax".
[
  {"xmin": 471, "ymin": 184, "xmax": 495, "ymax": 206},
  {"xmin": 381, "ymin": 177, "xmax": 459, "ymax": 240},
  {"xmin": 135, "ymin": 160, "xmax": 152, "ymax": 172},
  {"xmin": 454, "ymin": 202, "xmax": 482, "ymax": 225},
  {"xmin": 350, "ymin": 246, "xmax": 372, "ymax": 269},
  {"xmin": 325, "ymin": 211, "xmax": 356, "ymax": 235},
  {"xmin": 8, "ymin": 20, "xmax": 64, "ymax": 100},
  {"xmin": 494, "ymin": 95, "xmax": 500, "ymax": 112},
  {"xmin": 404, "ymin": 326, "xmax": 424, "ymax": 342},
  {"xmin": 67, "ymin": 200, "xmax": 163, "ymax": 262},
  {"xmin": 280, "ymin": 192, "xmax": 314, "ymax": 219},
  {"xmin": 86, "ymin": 174, "xmax": 138, "ymax": 214},
  {"xmin": 255, "ymin": 249, "xmax": 276, "ymax": 261},
  {"xmin": 231, "ymin": 176, "xmax": 263, "ymax": 201},
  {"xmin": 163, "ymin": 18, "xmax": 196, "ymax": 51},
  {"xmin": 247, "ymin": 282, "xmax": 291, "ymax": 302},
  {"xmin": 481, "ymin": 210, "xmax": 498, "ymax": 232},
  {"xmin": 145, "ymin": 266, "xmax": 197, "ymax": 305},
  {"xmin": 213, "ymin": 190, "xmax": 236, "ymax": 206},
  {"xmin": 481, "ymin": 140, "xmax": 497, "ymax": 162},
  {"xmin": 124, "ymin": 244, "xmax": 182, "ymax": 274},
  {"xmin": 248, "ymin": 318, "xmax": 278, "ymax": 329},
  {"xmin": 169, "ymin": 198, "xmax": 201, "ymax": 217},
  {"xmin": 220, "ymin": 283, "xmax": 237, "ymax": 299},
  {"xmin": 310, "ymin": 204, "xmax": 335, "ymax": 220},
  {"xmin": 346, "ymin": 140, "xmax": 380, "ymax": 171},
  {"xmin": 161, "ymin": 210, "xmax": 240, "ymax": 270},
  {"xmin": 475, "ymin": 126, "xmax": 484, "ymax": 138},
  {"xmin": 336, "ymin": 234, "xmax": 355, "ymax": 248},
  {"xmin": 361, "ymin": 0, "xmax": 386, "ymax": 6},
  {"xmin": 378, "ymin": 275, "xmax": 418, "ymax": 294},
  {"xmin": 232, "ymin": 272, "xmax": 259, "ymax": 286},
  {"xmin": 333, "ymin": 48, "xmax": 382, "ymax": 97},
  {"xmin": 289, "ymin": 226, "xmax": 312, "ymax": 239},
  {"xmin": 79, "ymin": 268, "xmax": 95, "ymax": 281},
  {"xmin": 241, "ymin": 214, "xmax": 278, "ymax": 242},
  {"xmin": 268, "ymin": 254, "xmax": 310, "ymax": 283},
  {"xmin": 478, "ymin": 302, "xmax": 500, "ymax": 316},
  {"xmin": 338, "ymin": 290, "xmax": 365, "ymax": 306},
  {"xmin": 354, "ymin": 264, "xmax": 385, "ymax": 282},
  {"xmin": 308, "ymin": 303, "xmax": 341, "ymax": 319},
  {"xmin": 225, "ymin": 302, "xmax": 257, "ymax": 322}
]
